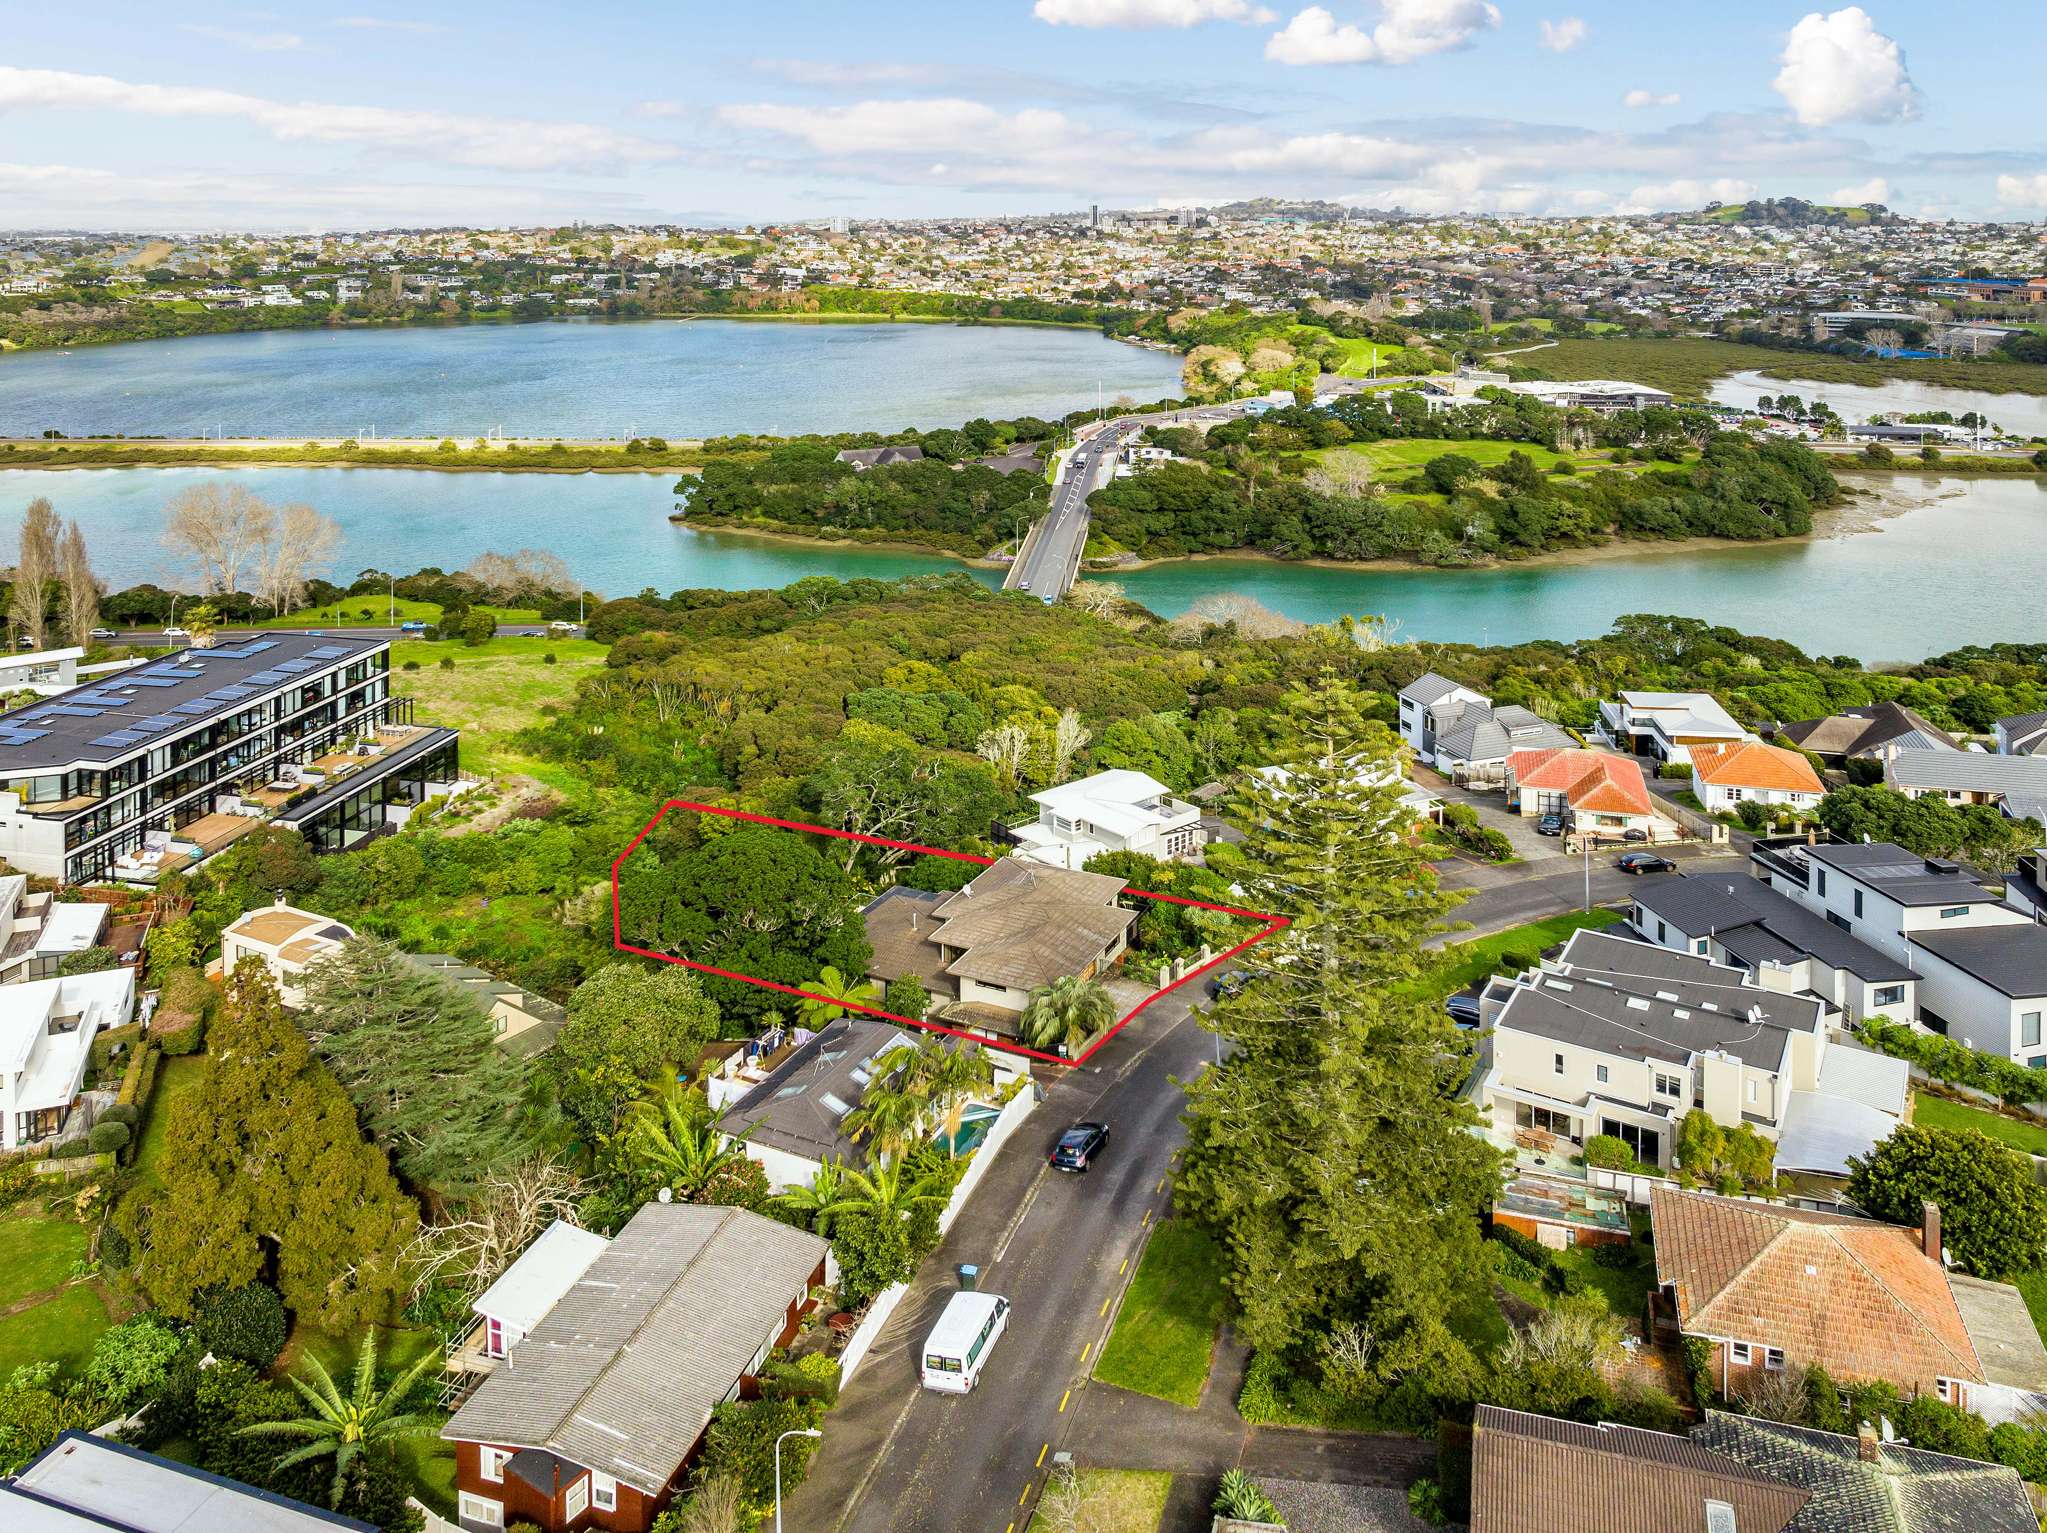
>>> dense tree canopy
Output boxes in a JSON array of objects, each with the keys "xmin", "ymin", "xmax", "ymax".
[{"xmin": 1847, "ymin": 1124, "xmax": 2047, "ymax": 1279}]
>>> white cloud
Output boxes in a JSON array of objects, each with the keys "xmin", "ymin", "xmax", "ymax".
[
  {"xmin": 1995, "ymin": 173, "xmax": 2047, "ymax": 210},
  {"xmin": 1266, "ymin": 0, "xmax": 1501, "ymax": 66},
  {"xmin": 717, "ymin": 99, "xmax": 1076, "ymax": 158},
  {"xmin": 1033, "ymin": 0, "xmax": 1275, "ymax": 25},
  {"xmin": 1772, "ymin": 7, "xmax": 1919, "ymax": 127},
  {"xmin": 1616, "ymin": 177, "xmax": 1757, "ymax": 214},
  {"xmin": 1622, "ymin": 88, "xmax": 1680, "ymax": 108},
  {"xmin": 1829, "ymin": 176, "xmax": 1890, "ymax": 203},
  {"xmin": 179, "ymin": 25, "xmax": 303, "ymax": 52},
  {"xmin": 749, "ymin": 58, "xmax": 939, "ymax": 86},
  {"xmin": 1538, "ymin": 17, "xmax": 1587, "ymax": 52},
  {"xmin": 0, "ymin": 65, "xmax": 679, "ymax": 173}
]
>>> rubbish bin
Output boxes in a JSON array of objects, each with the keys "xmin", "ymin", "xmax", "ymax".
[{"xmin": 956, "ymin": 1263, "xmax": 980, "ymax": 1291}]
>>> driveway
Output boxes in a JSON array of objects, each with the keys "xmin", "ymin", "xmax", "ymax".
[
  {"xmin": 1429, "ymin": 841, "xmax": 1740, "ymax": 945},
  {"xmin": 1413, "ymin": 767, "xmax": 1566, "ymax": 864}
]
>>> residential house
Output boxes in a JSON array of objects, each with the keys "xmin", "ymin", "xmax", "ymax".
[
  {"xmin": 0, "ymin": 875, "xmax": 110, "ymax": 984},
  {"xmin": 218, "ymin": 901, "xmax": 356, "ymax": 1008},
  {"xmin": 1906, "ymin": 925, "xmax": 2047, "ymax": 1066},
  {"xmin": 1774, "ymin": 701, "xmax": 1959, "ymax": 770},
  {"xmin": 0, "ymin": 647, "xmax": 86, "ymax": 698},
  {"xmin": 443, "ymin": 1203, "xmax": 830, "ymax": 1533},
  {"xmin": 1627, "ymin": 871, "xmax": 1918, "ymax": 1024},
  {"xmin": 445, "ymin": 1220, "xmax": 610, "ymax": 1397},
  {"xmin": 1396, "ymin": 671, "xmax": 1489, "ymax": 760},
  {"xmin": 1468, "ymin": 1404, "xmax": 2038, "ymax": 1533},
  {"xmin": 406, "ymin": 953, "xmax": 568, "ymax": 1058},
  {"xmin": 833, "ymin": 445, "xmax": 924, "ymax": 469},
  {"xmin": 1995, "ymin": 710, "xmax": 2047, "ymax": 757},
  {"xmin": 1883, "ymin": 749, "xmax": 2047, "ymax": 825},
  {"xmin": 1400, "ymin": 677, "xmax": 1572, "ymax": 784},
  {"xmin": 0, "ymin": 967, "xmax": 137, "ymax": 1151},
  {"xmin": 2, "ymin": 1431, "xmax": 376, "ymax": 1531},
  {"xmin": 1504, "ymin": 747, "xmax": 1659, "ymax": 839},
  {"xmin": 1010, "ymin": 769, "xmax": 1204, "ymax": 870},
  {"xmin": 2005, "ymin": 847, "xmax": 2047, "ymax": 925},
  {"xmin": 1688, "ymin": 741, "xmax": 1826, "ymax": 816},
  {"xmin": 1596, "ymin": 690, "xmax": 1749, "ymax": 765},
  {"xmin": 1472, "ymin": 930, "xmax": 1905, "ymax": 1179},
  {"xmin": 862, "ymin": 858, "xmax": 1136, "ymax": 1043},
  {"xmin": 1653, "ymin": 1188, "xmax": 2047, "ymax": 1424}
]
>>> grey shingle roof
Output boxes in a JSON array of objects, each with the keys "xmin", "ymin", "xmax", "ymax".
[
  {"xmin": 714, "ymin": 1016, "xmax": 919, "ymax": 1167},
  {"xmin": 1779, "ymin": 703, "xmax": 1959, "ymax": 761},
  {"xmin": 1911, "ymin": 925, "xmax": 2047, "ymax": 1000},
  {"xmin": 442, "ymin": 1204, "xmax": 828, "ymax": 1495},
  {"xmin": 1431, "ymin": 699, "xmax": 1572, "ymax": 766},
  {"xmin": 1997, "ymin": 710, "xmax": 2047, "ymax": 754},
  {"xmin": 1629, "ymin": 872, "xmax": 1918, "ymax": 982},
  {"xmin": 1884, "ymin": 752, "xmax": 2047, "ymax": 812},
  {"xmin": 1398, "ymin": 670, "xmax": 1472, "ymax": 707}
]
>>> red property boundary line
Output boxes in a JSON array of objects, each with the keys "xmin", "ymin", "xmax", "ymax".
[{"xmin": 610, "ymin": 799, "xmax": 1288, "ymax": 1067}]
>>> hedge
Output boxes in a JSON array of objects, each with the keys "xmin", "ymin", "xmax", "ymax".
[
  {"xmin": 1487, "ymin": 1223, "xmax": 1586, "ymax": 1298},
  {"xmin": 88, "ymin": 1022, "xmax": 143, "ymax": 1078},
  {"xmin": 1857, "ymin": 1015, "xmax": 2047, "ymax": 1108}
]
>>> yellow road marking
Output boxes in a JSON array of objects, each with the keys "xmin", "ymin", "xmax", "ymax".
[
  {"xmin": 1141, "ymin": 1208, "xmax": 1152, "ymax": 1226},
  {"xmin": 1119, "ymin": 1257, "xmax": 1129, "ymax": 1275},
  {"xmin": 1156, "ymin": 1177, "xmax": 1166, "ymax": 1194},
  {"xmin": 1100, "ymin": 1295, "xmax": 1112, "ymax": 1317},
  {"xmin": 1036, "ymin": 1443, "xmax": 1049, "ymax": 1467},
  {"xmin": 1020, "ymin": 1482, "xmax": 1032, "ymax": 1506},
  {"xmin": 1059, "ymin": 1388, "xmax": 1072, "ymax": 1412},
  {"xmin": 1006, "ymin": 1523, "xmax": 1015, "ymax": 1533},
  {"xmin": 1080, "ymin": 1342, "xmax": 1091, "ymax": 1363}
]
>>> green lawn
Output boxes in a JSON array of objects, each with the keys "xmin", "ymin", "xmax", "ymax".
[
  {"xmin": 0, "ymin": 1283, "xmax": 112, "ymax": 1377},
  {"xmin": 2012, "ymin": 1269, "xmax": 2047, "ymax": 1350},
  {"xmin": 391, "ymin": 639, "xmax": 609, "ymax": 783},
  {"xmin": 1093, "ymin": 1221, "xmax": 1227, "ymax": 1407},
  {"xmin": 1028, "ymin": 1470, "xmax": 1172, "ymax": 1533},
  {"xmin": 1911, "ymin": 1091, "xmax": 2047, "ymax": 1157},
  {"xmin": 0, "ymin": 1213, "xmax": 89, "ymax": 1309},
  {"xmin": 252, "ymin": 599, "xmax": 544, "ymax": 630},
  {"xmin": 1312, "ymin": 438, "xmax": 1577, "ymax": 474},
  {"xmin": 134, "ymin": 1053, "xmax": 207, "ymax": 1193},
  {"xmin": 1553, "ymin": 1242, "xmax": 1659, "ymax": 1321},
  {"xmin": 1439, "ymin": 908, "xmax": 1625, "ymax": 995}
]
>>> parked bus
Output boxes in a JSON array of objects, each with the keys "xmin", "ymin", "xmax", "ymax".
[{"xmin": 920, "ymin": 1291, "xmax": 1010, "ymax": 1393}]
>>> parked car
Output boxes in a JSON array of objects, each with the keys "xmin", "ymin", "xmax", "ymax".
[
  {"xmin": 1049, "ymin": 1122, "xmax": 1110, "ymax": 1173},
  {"xmin": 547, "ymin": 619, "xmax": 578, "ymax": 634},
  {"xmin": 88, "ymin": 627, "xmax": 118, "ymax": 640},
  {"xmin": 1536, "ymin": 813, "xmax": 1565, "ymax": 836},
  {"xmin": 1616, "ymin": 851, "xmax": 1676, "ymax": 875},
  {"xmin": 1205, "ymin": 968, "xmax": 1248, "ymax": 1001},
  {"xmin": 1622, "ymin": 827, "xmax": 1651, "ymax": 843},
  {"xmin": 1445, "ymin": 993, "xmax": 1484, "ymax": 1028}
]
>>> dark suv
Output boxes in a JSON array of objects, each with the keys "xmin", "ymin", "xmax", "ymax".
[{"xmin": 1049, "ymin": 1122, "xmax": 1110, "ymax": 1173}]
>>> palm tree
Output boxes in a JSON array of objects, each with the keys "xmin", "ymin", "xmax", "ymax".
[
  {"xmin": 835, "ymin": 1160, "xmax": 948, "ymax": 1225},
  {"xmin": 773, "ymin": 1154, "xmax": 858, "ymax": 1236},
  {"xmin": 1019, "ymin": 975, "xmax": 1117, "ymax": 1056},
  {"xmin": 796, "ymin": 965, "xmax": 881, "ymax": 1030},
  {"xmin": 904, "ymin": 1042, "xmax": 995, "ymax": 1153},
  {"xmin": 624, "ymin": 1085, "xmax": 750, "ymax": 1201},
  {"xmin": 239, "ymin": 1333, "xmax": 443, "ymax": 1509},
  {"xmin": 840, "ymin": 1082, "xmax": 924, "ymax": 1161}
]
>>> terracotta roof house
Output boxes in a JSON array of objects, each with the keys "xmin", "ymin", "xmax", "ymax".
[
  {"xmin": 1776, "ymin": 703, "xmax": 1959, "ymax": 768},
  {"xmin": 1505, "ymin": 748, "xmax": 1658, "ymax": 838},
  {"xmin": 442, "ymin": 1204, "xmax": 829, "ymax": 1533},
  {"xmin": 1469, "ymin": 1404, "xmax": 1810, "ymax": 1533},
  {"xmin": 1689, "ymin": 742, "xmax": 1825, "ymax": 815},
  {"xmin": 863, "ymin": 858, "xmax": 1136, "ymax": 1042},
  {"xmin": 1650, "ymin": 1188, "xmax": 2047, "ymax": 1424}
]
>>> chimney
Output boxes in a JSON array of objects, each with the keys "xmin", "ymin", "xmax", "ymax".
[
  {"xmin": 1858, "ymin": 1422, "xmax": 1880, "ymax": 1463},
  {"xmin": 1922, "ymin": 1201, "xmax": 1941, "ymax": 1263}
]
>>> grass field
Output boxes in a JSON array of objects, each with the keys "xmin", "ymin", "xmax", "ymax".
[
  {"xmin": 1316, "ymin": 438, "xmax": 1581, "ymax": 474},
  {"xmin": 392, "ymin": 638, "xmax": 608, "ymax": 784},
  {"xmin": 0, "ymin": 1283, "xmax": 112, "ymax": 1377},
  {"xmin": 1517, "ymin": 337, "xmax": 2047, "ymax": 401},
  {"xmin": 1093, "ymin": 1221, "xmax": 1228, "ymax": 1407},
  {"xmin": 1439, "ymin": 908, "xmax": 1625, "ymax": 995},
  {"xmin": 1027, "ymin": 1470, "xmax": 1173, "ymax": 1533},
  {"xmin": 0, "ymin": 1213, "xmax": 90, "ymax": 1309},
  {"xmin": 134, "ymin": 1052, "xmax": 207, "ymax": 1193},
  {"xmin": 1910, "ymin": 1090, "xmax": 2047, "ymax": 1157},
  {"xmin": 2012, "ymin": 1269, "xmax": 2047, "ymax": 1349}
]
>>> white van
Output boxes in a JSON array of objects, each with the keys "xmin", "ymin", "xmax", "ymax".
[{"xmin": 920, "ymin": 1291, "xmax": 1010, "ymax": 1393}]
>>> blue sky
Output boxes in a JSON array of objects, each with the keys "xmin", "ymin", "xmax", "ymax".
[{"xmin": 3, "ymin": 2, "xmax": 2044, "ymax": 230}]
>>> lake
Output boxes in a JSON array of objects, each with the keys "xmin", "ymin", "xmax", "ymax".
[
  {"xmin": 4, "ymin": 465, "xmax": 2040, "ymax": 659},
  {"xmin": 0, "ymin": 320, "xmax": 1184, "ymax": 440},
  {"xmin": 1708, "ymin": 370, "xmax": 2047, "ymax": 438}
]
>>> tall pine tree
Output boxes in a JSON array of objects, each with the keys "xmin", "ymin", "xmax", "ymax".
[
  {"xmin": 296, "ymin": 936, "xmax": 537, "ymax": 1205},
  {"xmin": 1177, "ymin": 674, "xmax": 1503, "ymax": 1381},
  {"xmin": 142, "ymin": 961, "xmax": 417, "ymax": 1331}
]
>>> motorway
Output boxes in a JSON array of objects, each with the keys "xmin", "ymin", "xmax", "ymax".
[{"xmin": 93, "ymin": 622, "xmax": 583, "ymax": 645}]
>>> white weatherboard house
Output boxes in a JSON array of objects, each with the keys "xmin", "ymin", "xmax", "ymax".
[
  {"xmin": 1011, "ymin": 770, "xmax": 1204, "ymax": 869},
  {"xmin": 1396, "ymin": 673, "xmax": 1572, "ymax": 784},
  {"xmin": 459, "ymin": 1219, "xmax": 610, "ymax": 1371},
  {"xmin": 0, "ymin": 967, "xmax": 136, "ymax": 1150}
]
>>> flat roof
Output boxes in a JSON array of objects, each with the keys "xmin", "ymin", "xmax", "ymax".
[
  {"xmin": 8, "ymin": 1432, "xmax": 375, "ymax": 1531},
  {"xmin": 1805, "ymin": 842, "xmax": 2004, "ymax": 907},
  {"xmin": 0, "ymin": 633, "xmax": 383, "ymax": 772}
]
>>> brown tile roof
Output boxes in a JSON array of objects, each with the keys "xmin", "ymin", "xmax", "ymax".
[
  {"xmin": 1690, "ymin": 741, "xmax": 1824, "ymax": 795},
  {"xmin": 918, "ymin": 859, "xmax": 1137, "ymax": 993},
  {"xmin": 1509, "ymin": 747, "xmax": 1655, "ymax": 817},
  {"xmin": 861, "ymin": 887, "xmax": 957, "ymax": 1000},
  {"xmin": 1651, "ymin": 1189, "xmax": 1984, "ymax": 1391},
  {"xmin": 1470, "ymin": 1405, "xmax": 1809, "ymax": 1533}
]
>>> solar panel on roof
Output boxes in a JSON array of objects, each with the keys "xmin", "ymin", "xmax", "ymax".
[
  {"xmin": 214, "ymin": 684, "xmax": 256, "ymax": 699},
  {"xmin": 246, "ymin": 670, "xmax": 288, "ymax": 685},
  {"xmin": 275, "ymin": 659, "xmax": 316, "ymax": 674},
  {"xmin": 171, "ymin": 700, "xmax": 215, "ymax": 716},
  {"xmin": 307, "ymin": 646, "xmax": 352, "ymax": 659},
  {"xmin": 135, "ymin": 715, "xmax": 184, "ymax": 731},
  {"xmin": 90, "ymin": 731, "xmax": 142, "ymax": 748},
  {"xmin": 46, "ymin": 705, "xmax": 108, "ymax": 718},
  {"xmin": 125, "ymin": 675, "xmax": 181, "ymax": 688},
  {"xmin": 0, "ymin": 728, "xmax": 48, "ymax": 744}
]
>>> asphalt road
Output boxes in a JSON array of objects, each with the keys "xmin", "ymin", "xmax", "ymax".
[
  {"xmin": 1432, "ymin": 844, "xmax": 1737, "ymax": 944},
  {"xmin": 100, "ymin": 622, "xmax": 581, "ymax": 644},
  {"xmin": 1009, "ymin": 423, "xmax": 1134, "ymax": 599},
  {"xmin": 784, "ymin": 988, "xmax": 1212, "ymax": 1533}
]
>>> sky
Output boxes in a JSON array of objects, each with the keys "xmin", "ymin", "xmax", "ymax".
[{"xmin": 3, "ymin": 1, "xmax": 2045, "ymax": 231}]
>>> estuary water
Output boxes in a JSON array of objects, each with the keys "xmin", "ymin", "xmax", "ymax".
[
  {"xmin": 4, "ymin": 465, "xmax": 2040, "ymax": 659},
  {"xmin": 0, "ymin": 319, "xmax": 1185, "ymax": 440},
  {"xmin": 1707, "ymin": 370, "xmax": 2047, "ymax": 438}
]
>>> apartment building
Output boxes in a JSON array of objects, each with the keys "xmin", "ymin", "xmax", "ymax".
[{"xmin": 0, "ymin": 635, "xmax": 460, "ymax": 885}]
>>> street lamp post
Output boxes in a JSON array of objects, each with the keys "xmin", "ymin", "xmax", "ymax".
[{"xmin": 774, "ymin": 1428, "xmax": 822, "ymax": 1533}]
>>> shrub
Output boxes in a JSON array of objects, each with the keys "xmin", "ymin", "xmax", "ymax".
[
  {"xmin": 51, "ymin": 1137, "xmax": 98, "ymax": 1159},
  {"xmin": 194, "ymin": 1283, "xmax": 288, "ymax": 1369},
  {"xmin": 401, "ymin": 659, "xmax": 420, "ymax": 672},
  {"xmin": 57, "ymin": 947, "xmax": 119, "ymax": 976},
  {"xmin": 157, "ymin": 1018, "xmax": 204, "ymax": 1056},
  {"xmin": 88, "ymin": 1120, "xmax": 131, "ymax": 1153},
  {"xmin": 1656, "ymin": 762, "xmax": 1693, "ymax": 779},
  {"xmin": 1861, "ymin": 443, "xmax": 1895, "ymax": 465},
  {"xmin": 84, "ymin": 1313, "xmax": 185, "ymax": 1410},
  {"xmin": 1681, "ymin": 1335, "xmax": 1716, "ymax": 1412},
  {"xmin": 97, "ymin": 1103, "xmax": 139, "ymax": 1127},
  {"xmin": 98, "ymin": 1219, "xmax": 132, "ymax": 1269},
  {"xmin": 1583, "ymin": 1134, "xmax": 1637, "ymax": 1170},
  {"xmin": 1735, "ymin": 800, "xmax": 1770, "ymax": 833},
  {"xmin": 438, "ymin": 655, "xmax": 455, "ymax": 670},
  {"xmin": 1237, "ymin": 1350, "xmax": 1290, "ymax": 1423},
  {"xmin": 543, "ymin": 651, "xmax": 557, "ymax": 665},
  {"xmin": 1407, "ymin": 1475, "xmax": 1449, "ymax": 1526},
  {"xmin": 1217, "ymin": 1469, "xmax": 1283, "ymax": 1522}
]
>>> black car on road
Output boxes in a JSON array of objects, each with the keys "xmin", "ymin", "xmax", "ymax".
[
  {"xmin": 1616, "ymin": 851, "xmax": 1676, "ymax": 874},
  {"xmin": 1049, "ymin": 1122, "xmax": 1110, "ymax": 1173}
]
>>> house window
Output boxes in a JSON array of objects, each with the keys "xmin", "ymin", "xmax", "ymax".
[
  {"xmin": 1746, "ymin": 1079, "xmax": 1759, "ymax": 1104},
  {"xmin": 564, "ymin": 1476, "xmax": 589, "ymax": 1519},
  {"xmin": 1656, "ymin": 920, "xmax": 1668, "ymax": 943},
  {"xmin": 1596, "ymin": 1064, "xmax": 1610, "ymax": 1084},
  {"xmin": 1765, "ymin": 1347, "xmax": 1786, "ymax": 1371},
  {"xmin": 1816, "ymin": 870, "xmax": 1827, "ymax": 896},
  {"xmin": 1730, "ymin": 1341, "xmax": 1752, "ymax": 1365},
  {"xmin": 479, "ymin": 1446, "xmax": 509, "ymax": 1485},
  {"xmin": 1937, "ymin": 1377, "xmax": 1954, "ymax": 1403},
  {"xmin": 1853, "ymin": 890, "xmax": 1864, "ymax": 918},
  {"xmin": 1654, "ymin": 1072, "xmax": 1684, "ymax": 1100},
  {"xmin": 1726, "ymin": 788, "xmax": 1744, "ymax": 803},
  {"xmin": 2025, "ymin": 1012, "xmax": 2043, "ymax": 1050},
  {"xmin": 1554, "ymin": 1052, "xmax": 1566, "ymax": 1075},
  {"xmin": 1826, "ymin": 912, "xmax": 1852, "ymax": 933},
  {"xmin": 592, "ymin": 1473, "xmax": 618, "ymax": 1512},
  {"xmin": 1940, "ymin": 906, "xmax": 1969, "ymax": 919},
  {"xmin": 1873, "ymin": 985, "xmax": 1905, "ymax": 1008},
  {"xmin": 1695, "ymin": 938, "xmax": 1710, "ymax": 956},
  {"xmin": 458, "ymin": 1493, "xmax": 504, "ymax": 1528},
  {"xmin": 485, "ymin": 1317, "xmax": 504, "ymax": 1359}
]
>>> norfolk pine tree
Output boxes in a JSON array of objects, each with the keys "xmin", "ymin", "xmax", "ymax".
[{"xmin": 1176, "ymin": 675, "xmax": 1503, "ymax": 1378}]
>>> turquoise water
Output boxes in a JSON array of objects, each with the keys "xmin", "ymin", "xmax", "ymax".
[
  {"xmin": 1, "ymin": 468, "xmax": 2039, "ymax": 658},
  {"xmin": 933, "ymin": 1104, "xmax": 1003, "ymax": 1156},
  {"xmin": 0, "ymin": 320, "xmax": 1183, "ymax": 440}
]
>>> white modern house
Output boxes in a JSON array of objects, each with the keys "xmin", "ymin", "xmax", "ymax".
[
  {"xmin": 0, "ymin": 875, "xmax": 110, "ymax": 985},
  {"xmin": 0, "ymin": 647, "xmax": 86, "ymax": 698},
  {"xmin": 1397, "ymin": 674, "xmax": 1572, "ymax": 784},
  {"xmin": 0, "ymin": 966, "xmax": 136, "ymax": 1151},
  {"xmin": 1996, "ymin": 712, "xmax": 2047, "ymax": 758},
  {"xmin": 1596, "ymin": 691, "xmax": 1750, "ymax": 765},
  {"xmin": 1397, "ymin": 672, "xmax": 1489, "ymax": 760},
  {"xmin": 1011, "ymin": 769, "xmax": 1203, "ymax": 869}
]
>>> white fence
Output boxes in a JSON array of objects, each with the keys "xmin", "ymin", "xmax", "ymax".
[{"xmin": 1586, "ymin": 1165, "xmax": 1676, "ymax": 1205}]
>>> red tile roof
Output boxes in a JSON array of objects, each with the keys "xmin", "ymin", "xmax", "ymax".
[
  {"xmin": 1508, "ymin": 747, "xmax": 1655, "ymax": 817},
  {"xmin": 1690, "ymin": 741, "xmax": 1824, "ymax": 794}
]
